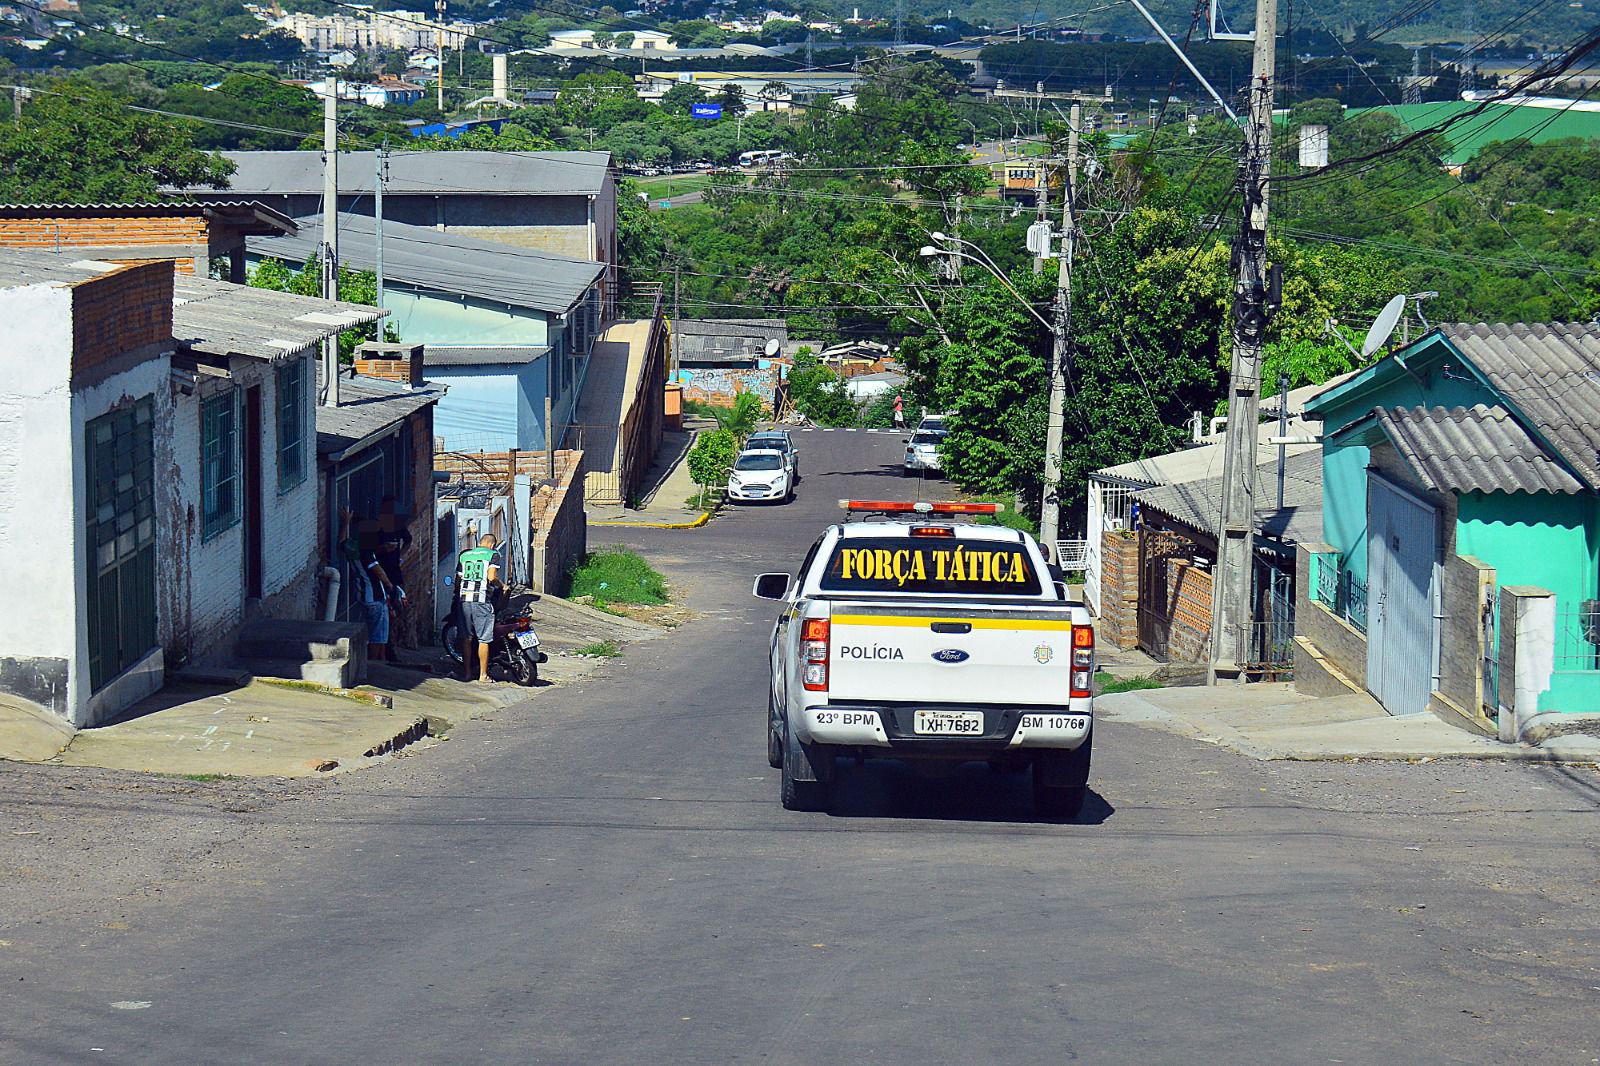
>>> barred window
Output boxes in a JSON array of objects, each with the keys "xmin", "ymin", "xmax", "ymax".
[
  {"xmin": 277, "ymin": 357, "xmax": 307, "ymax": 493},
  {"xmin": 201, "ymin": 390, "xmax": 240, "ymax": 540}
]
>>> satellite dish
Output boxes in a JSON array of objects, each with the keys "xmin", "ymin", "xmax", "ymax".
[
  {"xmin": 1363, "ymin": 294, "xmax": 1407, "ymax": 358},
  {"xmin": 764, "ymin": 338, "xmax": 780, "ymax": 357}
]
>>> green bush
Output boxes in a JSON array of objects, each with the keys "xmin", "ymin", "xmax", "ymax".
[
  {"xmin": 786, "ymin": 353, "xmax": 859, "ymax": 427},
  {"xmin": 687, "ymin": 427, "xmax": 738, "ymax": 500},
  {"xmin": 569, "ymin": 549, "xmax": 669, "ymax": 606}
]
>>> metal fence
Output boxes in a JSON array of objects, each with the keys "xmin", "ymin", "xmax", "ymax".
[
  {"xmin": 1235, "ymin": 620, "xmax": 1296, "ymax": 680},
  {"xmin": 1055, "ymin": 539, "xmax": 1090, "ymax": 572},
  {"xmin": 1553, "ymin": 601, "xmax": 1600, "ymax": 671},
  {"xmin": 1311, "ymin": 551, "xmax": 1368, "ymax": 634}
]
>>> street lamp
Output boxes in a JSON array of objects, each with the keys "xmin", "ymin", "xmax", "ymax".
[{"xmin": 918, "ymin": 244, "xmax": 1052, "ymax": 329}]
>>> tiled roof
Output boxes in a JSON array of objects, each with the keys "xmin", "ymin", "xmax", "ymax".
[
  {"xmin": 1375, "ymin": 404, "xmax": 1584, "ymax": 495},
  {"xmin": 315, "ymin": 366, "xmax": 445, "ymax": 459},
  {"xmin": 1439, "ymin": 323, "xmax": 1600, "ymax": 491},
  {"xmin": 1133, "ymin": 449, "xmax": 1325, "ymax": 545},
  {"xmin": 0, "ymin": 249, "xmax": 384, "ymax": 361},
  {"xmin": 249, "ymin": 214, "xmax": 603, "ymax": 315}
]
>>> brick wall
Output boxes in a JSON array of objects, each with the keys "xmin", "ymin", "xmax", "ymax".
[
  {"xmin": 0, "ymin": 214, "xmax": 207, "ymax": 275},
  {"xmin": 354, "ymin": 344, "xmax": 425, "ymax": 386},
  {"xmin": 530, "ymin": 448, "xmax": 587, "ymax": 595},
  {"xmin": 1099, "ymin": 528, "xmax": 1140, "ymax": 650},
  {"xmin": 1164, "ymin": 559, "xmax": 1213, "ymax": 664},
  {"xmin": 394, "ymin": 406, "xmax": 438, "ymax": 646},
  {"xmin": 69, "ymin": 261, "xmax": 173, "ymax": 387}
]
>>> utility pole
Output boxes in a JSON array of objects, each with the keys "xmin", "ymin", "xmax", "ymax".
[
  {"xmin": 321, "ymin": 81, "xmax": 341, "ymax": 408},
  {"xmin": 672, "ymin": 266, "xmax": 681, "ymax": 377},
  {"xmin": 374, "ymin": 143, "xmax": 387, "ymax": 312},
  {"xmin": 12, "ymin": 85, "xmax": 28, "ymax": 123},
  {"xmin": 1038, "ymin": 100, "xmax": 1079, "ymax": 551},
  {"xmin": 435, "ymin": 0, "xmax": 447, "ymax": 112},
  {"xmin": 1032, "ymin": 131, "xmax": 1049, "ymax": 276},
  {"xmin": 1209, "ymin": 0, "xmax": 1279, "ymax": 682}
]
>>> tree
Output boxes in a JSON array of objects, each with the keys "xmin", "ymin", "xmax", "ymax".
[
  {"xmin": 249, "ymin": 257, "xmax": 397, "ymax": 361},
  {"xmin": 715, "ymin": 83, "xmax": 747, "ymax": 118},
  {"xmin": 785, "ymin": 353, "xmax": 858, "ymax": 426},
  {"xmin": 686, "ymin": 428, "xmax": 737, "ymax": 505},
  {"xmin": 709, "ymin": 391, "xmax": 765, "ymax": 439},
  {"xmin": 591, "ymin": 31, "xmax": 616, "ymax": 50},
  {"xmin": 613, "ymin": 32, "xmax": 636, "ymax": 50},
  {"xmin": 0, "ymin": 80, "xmax": 232, "ymax": 202}
]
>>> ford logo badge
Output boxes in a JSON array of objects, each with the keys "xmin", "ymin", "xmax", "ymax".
[{"xmin": 932, "ymin": 648, "xmax": 970, "ymax": 664}]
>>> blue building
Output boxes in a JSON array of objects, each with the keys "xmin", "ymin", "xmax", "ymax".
[{"xmin": 249, "ymin": 214, "xmax": 606, "ymax": 453}]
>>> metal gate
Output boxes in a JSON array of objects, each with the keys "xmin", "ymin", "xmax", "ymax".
[
  {"xmin": 1366, "ymin": 475, "xmax": 1438, "ymax": 715},
  {"xmin": 85, "ymin": 398, "xmax": 158, "ymax": 691}
]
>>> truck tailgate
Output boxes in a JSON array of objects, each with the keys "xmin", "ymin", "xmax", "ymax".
[{"xmin": 828, "ymin": 603, "xmax": 1076, "ymax": 707}]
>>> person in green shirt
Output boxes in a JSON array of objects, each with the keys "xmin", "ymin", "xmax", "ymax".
[{"xmin": 456, "ymin": 530, "xmax": 502, "ymax": 683}]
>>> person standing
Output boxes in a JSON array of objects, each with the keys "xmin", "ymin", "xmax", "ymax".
[
  {"xmin": 337, "ymin": 507, "xmax": 391, "ymax": 664},
  {"xmin": 893, "ymin": 393, "xmax": 905, "ymax": 430},
  {"xmin": 375, "ymin": 497, "xmax": 413, "ymax": 659},
  {"xmin": 456, "ymin": 531, "xmax": 501, "ymax": 684}
]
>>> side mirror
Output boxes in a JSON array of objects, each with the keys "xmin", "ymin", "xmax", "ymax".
[
  {"xmin": 752, "ymin": 573, "xmax": 792, "ymax": 600},
  {"xmin": 901, "ymin": 438, "xmax": 910, "ymax": 445}
]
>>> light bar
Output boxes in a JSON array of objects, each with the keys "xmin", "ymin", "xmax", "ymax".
[{"xmin": 838, "ymin": 500, "xmax": 1006, "ymax": 514}]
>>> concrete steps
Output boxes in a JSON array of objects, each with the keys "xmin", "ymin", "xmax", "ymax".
[{"xmin": 233, "ymin": 619, "xmax": 367, "ymax": 689}]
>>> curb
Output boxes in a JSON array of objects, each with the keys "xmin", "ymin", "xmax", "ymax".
[
  {"xmin": 256, "ymin": 676, "xmax": 395, "ymax": 709},
  {"xmin": 591, "ymin": 511, "xmax": 711, "ymax": 529}
]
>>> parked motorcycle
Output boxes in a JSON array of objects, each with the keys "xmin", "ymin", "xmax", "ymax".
[{"xmin": 441, "ymin": 606, "xmax": 546, "ymax": 686}]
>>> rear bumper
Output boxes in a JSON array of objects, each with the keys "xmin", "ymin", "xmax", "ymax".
[
  {"xmin": 796, "ymin": 702, "xmax": 1090, "ymax": 753},
  {"xmin": 903, "ymin": 454, "xmax": 942, "ymax": 471}
]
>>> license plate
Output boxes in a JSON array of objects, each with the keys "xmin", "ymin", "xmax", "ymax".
[
  {"xmin": 514, "ymin": 631, "xmax": 540, "ymax": 649},
  {"xmin": 913, "ymin": 710, "xmax": 984, "ymax": 735}
]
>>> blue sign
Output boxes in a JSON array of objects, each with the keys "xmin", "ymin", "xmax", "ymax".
[{"xmin": 691, "ymin": 102, "xmax": 723, "ymax": 120}]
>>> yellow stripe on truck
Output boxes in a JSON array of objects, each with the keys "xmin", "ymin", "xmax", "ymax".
[{"xmin": 831, "ymin": 614, "xmax": 1075, "ymax": 631}]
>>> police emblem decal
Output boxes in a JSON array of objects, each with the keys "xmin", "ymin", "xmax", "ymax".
[{"xmin": 1033, "ymin": 643, "xmax": 1053, "ymax": 664}]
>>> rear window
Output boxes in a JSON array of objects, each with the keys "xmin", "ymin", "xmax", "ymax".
[
  {"xmin": 910, "ymin": 433, "xmax": 941, "ymax": 446},
  {"xmin": 820, "ymin": 536, "xmax": 1041, "ymax": 596}
]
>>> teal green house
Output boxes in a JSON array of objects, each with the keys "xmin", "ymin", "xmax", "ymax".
[{"xmin": 1297, "ymin": 323, "xmax": 1600, "ymax": 738}]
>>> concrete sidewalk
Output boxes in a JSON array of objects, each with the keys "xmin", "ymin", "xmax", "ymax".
[
  {"xmin": 590, "ymin": 426, "xmax": 713, "ymax": 528},
  {"xmin": 0, "ymin": 595, "xmax": 669, "ymax": 778},
  {"xmin": 1098, "ymin": 682, "xmax": 1600, "ymax": 763}
]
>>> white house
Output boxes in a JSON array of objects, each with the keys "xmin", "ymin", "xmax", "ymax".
[{"xmin": 0, "ymin": 251, "xmax": 385, "ymax": 727}]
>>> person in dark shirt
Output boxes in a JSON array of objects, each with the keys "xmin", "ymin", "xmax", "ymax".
[{"xmin": 376, "ymin": 496, "xmax": 413, "ymax": 658}]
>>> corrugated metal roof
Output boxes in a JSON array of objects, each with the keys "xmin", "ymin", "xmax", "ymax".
[
  {"xmin": 315, "ymin": 367, "xmax": 445, "ymax": 459},
  {"xmin": 1094, "ymin": 432, "xmax": 1321, "ymax": 488},
  {"xmin": 1375, "ymin": 404, "xmax": 1584, "ymax": 495},
  {"xmin": 248, "ymin": 214, "xmax": 603, "ymax": 316},
  {"xmin": 0, "ymin": 249, "xmax": 385, "ymax": 360},
  {"xmin": 192, "ymin": 150, "xmax": 614, "ymax": 197},
  {"xmin": 1133, "ymin": 450, "xmax": 1325, "ymax": 545},
  {"xmin": 1440, "ymin": 322, "xmax": 1600, "ymax": 490},
  {"xmin": 675, "ymin": 318, "xmax": 789, "ymax": 338},
  {"xmin": 423, "ymin": 345, "xmax": 549, "ymax": 366}
]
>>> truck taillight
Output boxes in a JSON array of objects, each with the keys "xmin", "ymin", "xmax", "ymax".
[
  {"xmin": 1070, "ymin": 624, "xmax": 1094, "ymax": 698},
  {"xmin": 802, "ymin": 617, "xmax": 830, "ymax": 691}
]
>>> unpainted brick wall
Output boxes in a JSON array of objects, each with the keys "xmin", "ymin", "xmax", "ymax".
[
  {"xmin": 69, "ymin": 261, "xmax": 174, "ymax": 386},
  {"xmin": 1164, "ymin": 559, "xmax": 1213, "ymax": 664},
  {"xmin": 1099, "ymin": 528, "xmax": 1140, "ymax": 650},
  {"xmin": 353, "ymin": 350, "xmax": 424, "ymax": 386},
  {"xmin": 530, "ymin": 449, "xmax": 587, "ymax": 596},
  {"xmin": 0, "ymin": 214, "xmax": 205, "ymax": 249},
  {"xmin": 394, "ymin": 406, "xmax": 438, "ymax": 646}
]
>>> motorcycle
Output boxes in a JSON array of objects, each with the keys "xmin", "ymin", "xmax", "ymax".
[{"xmin": 441, "ymin": 606, "xmax": 547, "ymax": 686}]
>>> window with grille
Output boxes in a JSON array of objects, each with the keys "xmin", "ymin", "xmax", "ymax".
[
  {"xmin": 85, "ymin": 398, "xmax": 157, "ymax": 690},
  {"xmin": 277, "ymin": 357, "xmax": 307, "ymax": 493},
  {"xmin": 201, "ymin": 390, "xmax": 240, "ymax": 540}
]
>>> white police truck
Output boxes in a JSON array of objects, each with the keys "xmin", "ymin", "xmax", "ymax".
[{"xmin": 754, "ymin": 500, "xmax": 1096, "ymax": 817}]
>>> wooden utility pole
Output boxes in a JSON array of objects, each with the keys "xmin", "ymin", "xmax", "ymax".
[
  {"xmin": 672, "ymin": 267, "xmax": 681, "ymax": 377},
  {"xmin": 1038, "ymin": 101, "xmax": 1079, "ymax": 550},
  {"xmin": 1209, "ymin": 0, "xmax": 1279, "ymax": 681},
  {"xmin": 321, "ymin": 81, "xmax": 341, "ymax": 408}
]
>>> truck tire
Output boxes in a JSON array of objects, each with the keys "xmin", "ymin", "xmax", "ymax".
[
  {"xmin": 767, "ymin": 691, "xmax": 783, "ymax": 768},
  {"xmin": 780, "ymin": 716, "xmax": 829, "ymax": 812},
  {"xmin": 1033, "ymin": 729, "xmax": 1092, "ymax": 819}
]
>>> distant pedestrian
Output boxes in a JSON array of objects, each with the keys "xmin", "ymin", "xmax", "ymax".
[
  {"xmin": 893, "ymin": 393, "xmax": 905, "ymax": 430},
  {"xmin": 375, "ymin": 496, "xmax": 413, "ymax": 658},
  {"xmin": 457, "ymin": 530, "xmax": 502, "ymax": 684},
  {"xmin": 338, "ymin": 507, "xmax": 391, "ymax": 664}
]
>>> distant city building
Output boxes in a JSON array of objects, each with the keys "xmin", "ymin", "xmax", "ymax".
[{"xmin": 272, "ymin": 9, "xmax": 474, "ymax": 53}]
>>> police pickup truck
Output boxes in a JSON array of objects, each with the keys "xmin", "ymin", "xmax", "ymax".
[{"xmin": 753, "ymin": 499, "xmax": 1096, "ymax": 817}]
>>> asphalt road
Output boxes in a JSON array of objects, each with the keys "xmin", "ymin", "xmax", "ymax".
[{"xmin": 3, "ymin": 428, "xmax": 1599, "ymax": 1065}]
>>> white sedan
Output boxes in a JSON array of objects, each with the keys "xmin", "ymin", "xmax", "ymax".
[{"xmin": 727, "ymin": 449, "xmax": 794, "ymax": 504}]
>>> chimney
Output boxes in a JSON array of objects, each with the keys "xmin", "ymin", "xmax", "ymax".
[
  {"xmin": 493, "ymin": 53, "xmax": 508, "ymax": 101},
  {"xmin": 354, "ymin": 342, "xmax": 426, "ymax": 388}
]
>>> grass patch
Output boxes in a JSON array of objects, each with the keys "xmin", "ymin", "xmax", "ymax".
[
  {"xmin": 575, "ymin": 640, "xmax": 622, "ymax": 658},
  {"xmin": 570, "ymin": 548, "xmax": 669, "ymax": 607},
  {"xmin": 1095, "ymin": 671, "xmax": 1163, "ymax": 694},
  {"xmin": 687, "ymin": 488, "xmax": 725, "ymax": 511},
  {"xmin": 179, "ymin": 773, "xmax": 227, "ymax": 782},
  {"xmin": 968, "ymin": 496, "xmax": 1038, "ymax": 537},
  {"xmin": 638, "ymin": 173, "xmax": 713, "ymax": 198}
]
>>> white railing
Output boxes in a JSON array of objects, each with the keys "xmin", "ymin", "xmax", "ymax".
[{"xmin": 1055, "ymin": 538, "xmax": 1090, "ymax": 572}]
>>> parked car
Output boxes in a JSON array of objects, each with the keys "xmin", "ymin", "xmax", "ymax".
[
  {"xmin": 746, "ymin": 430, "xmax": 800, "ymax": 482},
  {"xmin": 727, "ymin": 449, "xmax": 794, "ymax": 503},
  {"xmin": 903, "ymin": 431, "xmax": 944, "ymax": 476}
]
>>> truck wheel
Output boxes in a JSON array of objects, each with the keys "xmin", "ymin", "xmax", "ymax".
[
  {"xmin": 780, "ymin": 717, "xmax": 829, "ymax": 812},
  {"xmin": 767, "ymin": 692, "xmax": 783, "ymax": 768},
  {"xmin": 1033, "ymin": 779, "xmax": 1087, "ymax": 819},
  {"xmin": 1033, "ymin": 730, "xmax": 1092, "ymax": 819}
]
